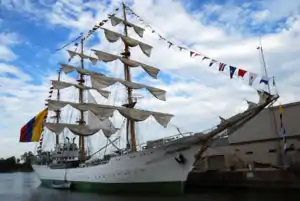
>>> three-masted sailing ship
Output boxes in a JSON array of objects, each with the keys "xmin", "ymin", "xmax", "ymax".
[{"xmin": 20, "ymin": 3, "xmax": 279, "ymax": 194}]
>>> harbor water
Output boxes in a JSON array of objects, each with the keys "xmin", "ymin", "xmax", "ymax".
[{"xmin": 0, "ymin": 172, "xmax": 299, "ymax": 201}]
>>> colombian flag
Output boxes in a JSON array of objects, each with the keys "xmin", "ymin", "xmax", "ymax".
[{"xmin": 19, "ymin": 108, "xmax": 48, "ymax": 142}]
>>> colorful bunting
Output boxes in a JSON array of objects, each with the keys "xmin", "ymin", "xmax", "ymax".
[
  {"xmin": 219, "ymin": 63, "xmax": 226, "ymax": 71},
  {"xmin": 53, "ymin": 33, "xmax": 83, "ymax": 53},
  {"xmin": 202, "ymin": 56, "xmax": 209, "ymax": 61},
  {"xmin": 238, "ymin": 69, "xmax": 247, "ymax": 78},
  {"xmin": 168, "ymin": 41, "xmax": 173, "ymax": 48},
  {"xmin": 82, "ymin": 7, "xmax": 120, "ymax": 42},
  {"xmin": 190, "ymin": 51, "xmax": 201, "ymax": 57},
  {"xmin": 279, "ymin": 104, "xmax": 287, "ymax": 154},
  {"xmin": 209, "ymin": 60, "xmax": 217, "ymax": 67},
  {"xmin": 190, "ymin": 51, "xmax": 194, "ymax": 57},
  {"xmin": 260, "ymin": 76, "xmax": 269, "ymax": 85},
  {"xmin": 229, "ymin": 66, "xmax": 236, "ymax": 79},
  {"xmin": 249, "ymin": 72, "xmax": 258, "ymax": 86},
  {"xmin": 124, "ymin": 4, "xmax": 274, "ymax": 87}
]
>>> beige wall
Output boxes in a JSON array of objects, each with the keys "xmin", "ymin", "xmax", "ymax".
[
  {"xmin": 197, "ymin": 138, "xmax": 300, "ymax": 170},
  {"xmin": 229, "ymin": 102, "xmax": 300, "ymax": 144},
  {"xmin": 195, "ymin": 102, "xmax": 300, "ymax": 171}
]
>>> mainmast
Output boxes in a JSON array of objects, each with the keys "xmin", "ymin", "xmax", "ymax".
[
  {"xmin": 122, "ymin": 3, "xmax": 137, "ymax": 152},
  {"xmin": 78, "ymin": 39, "xmax": 86, "ymax": 160},
  {"xmin": 55, "ymin": 69, "xmax": 62, "ymax": 145}
]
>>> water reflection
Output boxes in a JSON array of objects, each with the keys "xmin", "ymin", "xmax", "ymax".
[{"xmin": 0, "ymin": 173, "xmax": 299, "ymax": 201}]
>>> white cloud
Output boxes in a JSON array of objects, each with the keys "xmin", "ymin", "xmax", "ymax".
[
  {"xmin": 1, "ymin": 0, "xmax": 300, "ymax": 158},
  {"xmin": 252, "ymin": 10, "xmax": 271, "ymax": 23},
  {"xmin": 0, "ymin": 32, "xmax": 20, "ymax": 61}
]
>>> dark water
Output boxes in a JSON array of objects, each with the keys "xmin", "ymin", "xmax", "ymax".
[{"xmin": 0, "ymin": 173, "xmax": 299, "ymax": 201}]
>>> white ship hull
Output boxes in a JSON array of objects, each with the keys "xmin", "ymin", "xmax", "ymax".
[{"xmin": 32, "ymin": 138, "xmax": 201, "ymax": 194}]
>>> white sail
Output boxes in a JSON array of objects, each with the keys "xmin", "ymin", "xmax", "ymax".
[
  {"xmin": 90, "ymin": 74, "xmax": 166, "ymax": 101},
  {"xmin": 257, "ymin": 90, "xmax": 270, "ymax": 105},
  {"xmin": 101, "ymin": 28, "xmax": 152, "ymax": 57},
  {"xmin": 44, "ymin": 122, "xmax": 101, "ymax": 136},
  {"xmin": 60, "ymin": 63, "xmax": 104, "ymax": 76},
  {"xmin": 87, "ymin": 91, "xmax": 118, "ymax": 137},
  {"xmin": 110, "ymin": 15, "xmax": 145, "ymax": 37},
  {"xmin": 52, "ymin": 80, "xmax": 110, "ymax": 99},
  {"xmin": 47, "ymin": 100, "xmax": 174, "ymax": 127},
  {"xmin": 60, "ymin": 63, "xmax": 166, "ymax": 101},
  {"xmin": 67, "ymin": 50, "xmax": 98, "ymax": 65},
  {"xmin": 92, "ymin": 49, "xmax": 159, "ymax": 79}
]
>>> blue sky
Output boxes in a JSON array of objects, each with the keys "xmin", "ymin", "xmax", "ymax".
[{"xmin": 1, "ymin": 0, "xmax": 300, "ymax": 157}]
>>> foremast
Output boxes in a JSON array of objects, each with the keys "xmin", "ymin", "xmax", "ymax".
[
  {"xmin": 77, "ymin": 39, "xmax": 86, "ymax": 161},
  {"xmin": 43, "ymin": 3, "xmax": 174, "ymax": 160},
  {"xmin": 55, "ymin": 69, "xmax": 62, "ymax": 145}
]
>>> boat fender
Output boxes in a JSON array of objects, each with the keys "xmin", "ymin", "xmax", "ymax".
[{"xmin": 175, "ymin": 153, "xmax": 186, "ymax": 164}]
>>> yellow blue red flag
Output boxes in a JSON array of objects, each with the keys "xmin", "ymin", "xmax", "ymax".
[{"xmin": 19, "ymin": 109, "xmax": 48, "ymax": 142}]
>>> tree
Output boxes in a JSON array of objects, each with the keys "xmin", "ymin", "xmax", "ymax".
[{"xmin": 20, "ymin": 151, "xmax": 34, "ymax": 164}]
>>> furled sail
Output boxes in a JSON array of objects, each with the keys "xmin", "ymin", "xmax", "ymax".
[
  {"xmin": 52, "ymin": 80, "xmax": 110, "ymax": 99},
  {"xmin": 257, "ymin": 90, "xmax": 271, "ymax": 105},
  {"xmin": 60, "ymin": 63, "xmax": 104, "ymax": 76},
  {"xmin": 60, "ymin": 63, "xmax": 166, "ymax": 101},
  {"xmin": 90, "ymin": 74, "xmax": 166, "ymax": 101},
  {"xmin": 67, "ymin": 50, "xmax": 98, "ymax": 65},
  {"xmin": 109, "ymin": 15, "xmax": 145, "ymax": 37},
  {"xmin": 87, "ymin": 91, "xmax": 118, "ymax": 137},
  {"xmin": 101, "ymin": 28, "xmax": 152, "ymax": 57},
  {"xmin": 44, "ymin": 122, "xmax": 106, "ymax": 136},
  {"xmin": 92, "ymin": 49, "xmax": 159, "ymax": 79},
  {"xmin": 46, "ymin": 100, "xmax": 174, "ymax": 127}
]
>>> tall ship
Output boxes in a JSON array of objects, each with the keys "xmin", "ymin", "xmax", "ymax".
[{"xmin": 19, "ymin": 3, "xmax": 278, "ymax": 195}]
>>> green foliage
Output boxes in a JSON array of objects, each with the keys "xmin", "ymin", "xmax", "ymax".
[{"xmin": 0, "ymin": 152, "xmax": 34, "ymax": 173}]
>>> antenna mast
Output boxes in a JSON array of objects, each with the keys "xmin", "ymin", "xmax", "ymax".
[
  {"xmin": 122, "ymin": 2, "xmax": 137, "ymax": 152},
  {"xmin": 78, "ymin": 39, "xmax": 86, "ymax": 161},
  {"xmin": 258, "ymin": 38, "xmax": 283, "ymax": 166},
  {"xmin": 258, "ymin": 38, "xmax": 271, "ymax": 93},
  {"xmin": 55, "ymin": 69, "xmax": 62, "ymax": 145}
]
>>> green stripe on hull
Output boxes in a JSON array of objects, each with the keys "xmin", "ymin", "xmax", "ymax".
[{"xmin": 40, "ymin": 179, "xmax": 184, "ymax": 195}]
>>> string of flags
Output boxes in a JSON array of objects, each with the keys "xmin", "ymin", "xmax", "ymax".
[
  {"xmin": 279, "ymin": 104, "xmax": 287, "ymax": 154},
  {"xmin": 67, "ymin": 7, "xmax": 120, "ymax": 62},
  {"xmin": 53, "ymin": 33, "xmax": 83, "ymax": 53},
  {"xmin": 55, "ymin": 7, "xmax": 120, "ymax": 55},
  {"xmin": 125, "ymin": 5, "xmax": 273, "ymax": 87},
  {"xmin": 81, "ymin": 7, "xmax": 120, "ymax": 42},
  {"xmin": 36, "ymin": 81, "xmax": 54, "ymax": 151}
]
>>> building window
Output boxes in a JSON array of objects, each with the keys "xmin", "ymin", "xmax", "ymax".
[
  {"xmin": 269, "ymin": 149, "xmax": 277, "ymax": 153},
  {"xmin": 245, "ymin": 151, "xmax": 253, "ymax": 155}
]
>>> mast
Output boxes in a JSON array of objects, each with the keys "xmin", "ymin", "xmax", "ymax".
[
  {"xmin": 55, "ymin": 69, "xmax": 61, "ymax": 145},
  {"xmin": 258, "ymin": 38, "xmax": 271, "ymax": 93},
  {"xmin": 78, "ymin": 39, "xmax": 86, "ymax": 160},
  {"xmin": 258, "ymin": 38, "xmax": 283, "ymax": 166},
  {"xmin": 47, "ymin": 5, "xmax": 174, "ymax": 154},
  {"xmin": 122, "ymin": 2, "xmax": 137, "ymax": 152}
]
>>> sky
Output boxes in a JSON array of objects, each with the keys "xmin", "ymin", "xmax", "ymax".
[{"xmin": 0, "ymin": 0, "xmax": 300, "ymax": 158}]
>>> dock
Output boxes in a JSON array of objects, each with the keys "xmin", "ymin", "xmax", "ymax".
[
  {"xmin": 187, "ymin": 168, "xmax": 300, "ymax": 189},
  {"xmin": 186, "ymin": 101, "xmax": 300, "ymax": 189}
]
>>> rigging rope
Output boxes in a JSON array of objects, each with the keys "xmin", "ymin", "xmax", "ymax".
[
  {"xmin": 53, "ymin": 33, "xmax": 83, "ymax": 53},
  {"xmin": 124, "ymin": 4, "xmax": 275, "ymax": 92}
]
